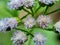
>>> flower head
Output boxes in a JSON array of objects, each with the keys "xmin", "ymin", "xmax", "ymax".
[
  {"xmin": 23, "ymin": 15, "xmax": 35, "ymax": 28},
  {"xmin": 0, "ymin": 21, "xmax": 7, "ymax": 31},
  {"xmin": 7, "ymin": 18, "xmax": 18, "ymax": 30},
  {"xmin": 33, "ymin": 33, "xmax": 47, "ymax": 45},
  {"xmin": 8, "ymin": 0, "xmax": 24, "ymax": 10},
  {"xmin": 54, "ymin": 21, "xmax": 60, "ymax": 33},
  {"xmin": 23, "ymin": 0, "xmax": 35, "ymax": 7},
  {"xmin": 37, "ymin": 15, "xmax": 52, "ymax": 28},
  {"xmin": 11, "ymin": 30, "xmax": 27, "ymax": 45},
  {"xmin": 39, "ymin": 0, "xmax": 57, "ymax": 5},
  {"xmin": 2, "ymin": 18, "xmax": 18, "ymax": 30}
]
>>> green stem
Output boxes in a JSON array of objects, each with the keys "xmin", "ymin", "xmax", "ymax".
[
  {"xmin": 44, "ymin": 6, "xmax": 49, "ymax": 14},
  {"xmin": 28, "ymin": 35, "xmax": 32, "ymax": 45},
  {"xmin": 44, "ymin": 28, "xmax": 55, "ymax": 31},
  {"xmin": 35, "ymin": 5, "xmax": 41, "ymax": 13},
  {"xmin": 21, "ymin": 13, "xmax": 29, "ymax": 20},
  {"xmin": 32, "ymin": 26, "xmax": 55, "ymax": 31},
  {"xmin": 15, "ymin": 28, "xmax": 34, "ymax": 37},
  {"xmin": 46, "ymin": 8, "xmax": 60, "ymax": 15},
  {"xmin": 30, "ymin": 7, "xmax": 34, "ymax": 17},
  {"xmin": 23, "ymin": 8, "xmax": 32, "ymax": 15}
]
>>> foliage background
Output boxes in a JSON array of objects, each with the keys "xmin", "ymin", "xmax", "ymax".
[{"xmin": 0, "ymin": 0, "xmax": 60, "ymax": 45}]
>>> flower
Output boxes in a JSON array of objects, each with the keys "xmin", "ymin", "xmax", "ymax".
[
  {"xmin": 33, "ymin": 33, "xmax": 47, "ymax": 45},
  {"xmin": 39, "ymin": 0, "xmax": 57, "ymax": 5},
  {"xmin": 23, "ymin": 0, "xmax": 35, "ymax": 7},
  {"xmin": 6, "ymin": 18, "xmax": 18, "ymax": 30},
  {"xmin": 8, "ymin": 0, "xmax": 24, "ymax": 10},
  {"xmin": 11, "ymin": 30, "xmax": 27, "ymax": 45},
  {"xmin": 0, "ymin": 18, "xmax": 18, "ymax": 31},
  {"xmin": 37, "ymin": 15, "xmax": 52, "ymax": 28},
  {"xmin": 2, "ymin": 18, "xmax": 18, "ymax": 30},
  {"xmin": 54, "ymin": 21, "xmax": 60, "ymax": 33},
  {"xmin": 23, "ymin": 15, "xmax": 35, "ymax": 28},
  {"xmin": 0, "ymin": 21, "xmax": 7, "ymax": 31}
]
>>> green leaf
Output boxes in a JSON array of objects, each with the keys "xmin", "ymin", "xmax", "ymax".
[
  {"xmin": 24, "ymin": 35, "xmax": 33, "ymax": 45},
  {"xmin": 0, "ymin": 1, "xmax": 12, "ymax": 19},
  {"xmin": 46, "ymin": 24, "xmax": 54, "ymax": 30},
  {"xmin": 0, "ymin": 29, "xmax": 16, "ymax": 45},
  {"xmin": 0, "ymin": 0, "xmax": 18, "ymax": 17},
  {"xmin": 30, "ymin": 28, "xmax": 60, "ymax": 45},
  {"xmin": 17, "ymin": 25, "xmax": 32, "ymax": 32}
]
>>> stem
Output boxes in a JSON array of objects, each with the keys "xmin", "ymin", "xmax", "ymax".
[
  {"xmin": 28, "ymin": 35, "xmax": 32, "ymax": 45},
  {"xmin": 35, "ymin": 5, "xmax": 41, "ymax": 13},
  {"xmin": 21, "ymin": 13, "xmax": 29, "ymax": 20},
  {"xmin": 44, "ymin": 6, "xmax": 49, "ymax": 14},
  {"xmin": 30, "ymin": 7, "xmax": 34, "ymax": 17},
  {"xmin": 15, "ymin": 28, "xmax": 34, "ymax": 37},
  {"xmin": 44, "ymin": 28, "xmax": 55, "ymax": 31},
  {"xmin": 46, "ymin": 8, "xmax": 60, "ymax": 15},
  {"xmin": 23, "ymin": 8, "xmax": 32, "ymax": 15}
]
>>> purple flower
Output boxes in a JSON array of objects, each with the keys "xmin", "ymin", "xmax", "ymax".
[
  {"xmin": 23, "ymin": 0, "xmax": 35, "ymax": 7},
  {"xmin": 33, "ymin": 33, "xmax": 47, "ymax": 45},
  {"xmin": 54, "ymin": 21, "xmax": 60, "ymax": 33},
  {"xmin": 37, "ymin": 15, "xmax": 52, "ymax": 28},
  {"xmin": 23, "ymin": 15, "xmax": 35, "ymax": 28},
  {"xmin": 39, "ymin": 0, "xmax": 57, "ymax": 5},
  {"xmin": 0, "ymin": 21, "xmax": 7, "ymax": 31},
  {"xmin": 11, "ymin": 30, "xmax": 27, "ymax": 45},
  {"xmin": 2, "ymin": 18, "xmax": 18, "ymax": 30},
  {"xmin": 8, "ymin": 0, "xmax": 25, "ymax": 10}
]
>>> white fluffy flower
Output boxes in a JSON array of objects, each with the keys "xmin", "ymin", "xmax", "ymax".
[
  {"xmin": 39, "ymin": 0, "xmax": 57, "ymax": 5},
  {"xmin": 8, "ymin": 0, "xmax": 24, "ymax": 10},
  {"xmin": 0, "ymin": 21, "xmax": 7, "ymax": 31},
  {"xmin": 23, "ymin": 0, "xmax": 34, "ymax": 7},
  {"xmin": 54, "ymin": 21, "xmax": 60, "ymax": 33},
  {"xmin": 2, "ymin": 18, "xmax": 18, "ymax": 30},
  {"xmin": 23, "ymin": 15, "xmax": 35, "ymax": 28},
  {"xmin": 33, "ymin": 33, "xmax": 47, "ymax": 45},
  {"xmin": 37, "ymin": 15, "xmax": 52, "ymax": 28},
  {"xmin": 11, "ymin": 30, "xmax": 27, "ymax": 45},
  {"xmin": 6, "ymin": 18, "xmax": 18, "ymax": 30}
]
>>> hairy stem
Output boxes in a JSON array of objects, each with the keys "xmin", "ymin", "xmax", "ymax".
[
  {"xmin": 35, "ymin": 5, "xmax": 41, "ymax": 13},
  {"xmin": 28, "ymin": 35, "xmax": 32, "ymax": 45},
  {"xmin": 44, "ymin": 6, "xmax": 49, "ymax": 14},
  {"xmin": 23, "ymin": 8, "xmax": 32, "ymax": 15},
  {"xmin": 46, "ymin": 8, "xmax": 60, "ymax": 15},
  {"xmin": 21, "ymin": 13, "xmax": 29, "ymax": 20},
  {"xmin": 15, "ymin": 28, "xmax": 34, "ymax": 37},
  {"xmin": 30, "ymin": 7, "xmax": 34, "ymax": 17}
]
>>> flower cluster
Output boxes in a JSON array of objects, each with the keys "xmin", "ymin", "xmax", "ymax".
[
  {"xmin": 0, "ymin": 18, "xmax": 18, "ymax": 31},
  {"xmin": 37, "ymin": 15, "xmax": 52, "ymax": 28},
  {"xmin": 33, "ymin": 33, "xmax": 47, "ymax": 45},
  {"xmin": 2, "ymin": 0, "xmax": 59, "ymax": 45},
  {"xmin": 0, "ymin": 21, "xmax": 7, "ymax": 31},
  {"xmin": 8, "ymin": 0, "xmax": 58, "ymax": 9},
  {"xmin": 23, "ymin": 15, "xmax": 35, "ymax": 28},
  {"xmin": 39, "ymin": 0, "xmax": 57, "ymax": 5},
  {"xmin": 8, "ymin": 0, "xmax": 35, "ymax": 9},
  {"xmin": 23, "ymin": 0, "xmax": 35, "ymax": 7},
  {"xmin": 8, "ymin": 0, "xmax": 25, "ymax": 10},
  {"xmin": 54, "ymin": 21, "xmax": 60, "ymax": 33},
  {"xmin": 11, "ymin": 30, "xmax": 27, "ymax": 45},
  {"xmin": 23, "ymin": 15, "xmax": 52, "ymax": 29}
]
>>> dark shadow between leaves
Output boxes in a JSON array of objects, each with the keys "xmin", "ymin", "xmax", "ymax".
[{"xmin": 56, "ymin": 34, "xmax": 60, "ymax": 42}]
